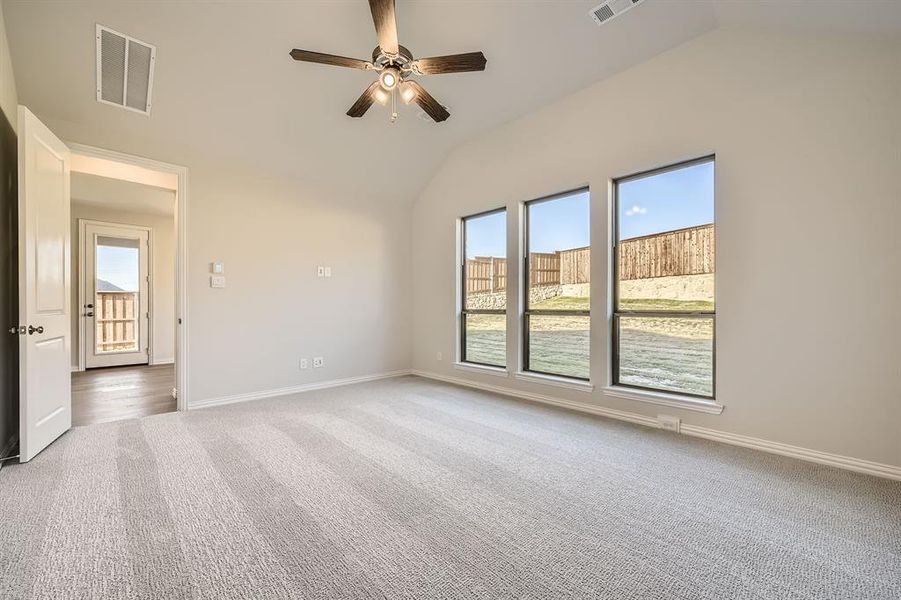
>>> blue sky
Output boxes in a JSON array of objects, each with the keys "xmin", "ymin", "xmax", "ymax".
[
  {"xmin": 465, "ymin": 190, "xmax": 591, "ymax": 258},
  {"xmin": 465, "ymin": 161, "xmax": 713, "ymax": 257},
  {"xmin": 618, "ymin": 160, "xmax": 714, "ymax": 240},
  {"xmin": 465, "ymin": 210, "xmax": 507, "ymax": 258},
  {"xmin": 97, "ymin": 246, "xmax": 139, "ymax": 291},
  {"xmin": 528, "ymin": 191, "xmax": 590, "ymax": 253}
]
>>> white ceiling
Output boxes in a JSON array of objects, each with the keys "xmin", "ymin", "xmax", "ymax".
[
  {"xmin": 4, "ymin": 1, "xmax": 900, "ymax": 204},
  {"xmin": 71, "ymin": 172, "xmax": 175, "ymax": 217}
]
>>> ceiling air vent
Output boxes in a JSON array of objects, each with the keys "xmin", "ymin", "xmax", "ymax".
[
  {"xmin": 590, "ymin": 0, "xmax": 644, "ymax": 26},
  {"xmin": 96, "ymin": 24, "xmax": 156, "ymax": 115}
]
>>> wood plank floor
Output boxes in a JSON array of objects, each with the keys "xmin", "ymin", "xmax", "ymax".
[{"xmin": 71, "ymin": 364, "xmax": 176, "ymax": 426}]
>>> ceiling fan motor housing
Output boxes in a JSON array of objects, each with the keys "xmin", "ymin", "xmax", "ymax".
[{"xmin": 373, "ymin": 45, "xmax": 414, "ymax": 73}]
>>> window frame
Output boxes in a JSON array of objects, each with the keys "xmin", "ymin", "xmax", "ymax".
[
  {"xmin": 460, "ymin": 207, "xmax": 507, "ymax": 369},
  {"xmin": 522, "ymin": 188, "xmax": 591, "ymax": 382},
  {"xmin": 611, "ymin": 155, "xmax": 716, "ymax": 400}
]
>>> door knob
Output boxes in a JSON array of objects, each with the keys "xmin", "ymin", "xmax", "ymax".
[
  {"xmin": 27, "ymin": 325, "xmax": 44, "ymax": 335},
  {"xmin": 85, "ymin": 303, "xmax": 94, "ymax": 309},
  {"xmin": 85, "ymin": 312, "xmax": 94, "ymax": 317}
]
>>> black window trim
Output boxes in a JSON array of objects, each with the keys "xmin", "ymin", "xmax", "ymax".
[
  {"xmin": 460, "ymin": 207, "xmax": 507, "ymax": 368},
  {"xmin": 522, "ymin": 187, "xmax": 591, "ymax": 382},
  {"xmin": 611, "ymin": 155, "xmax": 716, "ymax": 400}
]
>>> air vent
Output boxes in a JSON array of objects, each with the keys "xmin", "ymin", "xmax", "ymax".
[
  {"xmin": 590, "ymin": 0, "xmax": 644, "ymax": 26},
  {"xmin": 96, "ymin": 24, "xmax": 156, "ymax": 115}
]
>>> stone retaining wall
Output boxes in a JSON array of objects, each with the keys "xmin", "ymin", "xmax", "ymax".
[{"xmin": 466, "ymin": 284, "xmax": 563, "ymax": 310}]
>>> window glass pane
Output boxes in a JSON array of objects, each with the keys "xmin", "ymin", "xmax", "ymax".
[
  {"xmin": 95, "ymin": 237, "xmax": 140, "ymax": 354},
  {"xmin": 528, "ymin": 191, "xmax": 590, "ymax": 312},
  {"xmin": 617, "ymin": 161, "xmax": 714, "ymax": 312},
  {"xmin": 464, "ymin": 211, "xmax": 506, "ymax": 310},
  {"xmin": 464, "ymin": 313, "xmax": 506, "ymax": 367},
  {"xmin": 527, "ymin": 315, "xmax": 589, "ymax": 379},
  {"xmin": 617, "ymin": 316, "xmax": 713, "ymax": 397}
]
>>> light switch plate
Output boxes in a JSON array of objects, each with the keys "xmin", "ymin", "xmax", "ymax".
[
  {"xmin": 211, "ymin": 262, "xmax": 224, "ymax": 274},
  {"xmin": 324, "ymin": 266, "xmax": 332, "ymax": 278},
  {"xmin": 316, "ymin": 266, "xmax": 325, "ymax": 277},
  {"xmin": 210, "ymin": 275, "xmax": 226, "ymax": 288}
]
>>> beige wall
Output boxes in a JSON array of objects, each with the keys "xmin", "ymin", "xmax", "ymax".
[
  {"xmin": 181, "ymin": 165, "xmax": 413, "ymax": 402},
  {"xmin": 70, "ymin": 201, "xmax": 176, "ymax": 368},
  {"xmin": 0, "ymin": 3, "xmax": 16, "ymax": 126},
  {"xmin": 412, "ymin": 28, "xmax": 901, "ymax": 467},
  {"xmin": 18, "ymin": 122, "xmax": 413, "ymax": 408}
]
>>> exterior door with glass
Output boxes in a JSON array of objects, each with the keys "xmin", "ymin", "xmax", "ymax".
[{"xmin": 81, "ymin": 221, "xmax": 150, "ymax": 368}]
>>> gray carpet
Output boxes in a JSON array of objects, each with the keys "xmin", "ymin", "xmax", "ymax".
[{"xmin": 0, "ymin": 376, "xmax": 898, "ymax": 599}]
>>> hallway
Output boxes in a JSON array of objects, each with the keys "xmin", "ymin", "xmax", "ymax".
[{"xmin": 71, "ymin": 364, "xmax": 175, "ymax": 426}]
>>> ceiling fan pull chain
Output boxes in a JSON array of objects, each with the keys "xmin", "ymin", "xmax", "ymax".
[{"xmin": 390, "ymin": 87, "xmax": 398, "ymax": 123}]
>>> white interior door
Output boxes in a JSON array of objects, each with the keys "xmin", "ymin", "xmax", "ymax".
[
  {"xmin": 17, "ymin": 106, "xmax": 71, "ymax": 462},
  {"xmin": 82, "ymin": 222, "xmax": 150, "ymax": 368}
]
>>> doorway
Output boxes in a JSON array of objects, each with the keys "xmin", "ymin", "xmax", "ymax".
[
  {"xmin": 80, "ymin": 221, "xmax": 150, "ymax": 369},
  {"xmin": 68, "ymin": 157, "xmax": 180, "ymax": 427}
]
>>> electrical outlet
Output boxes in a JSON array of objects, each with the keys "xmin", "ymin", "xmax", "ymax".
[
  {"xmin": 658, "ymin": 414, "xmax": 681, "ymax": 433},
  {"xmin": 313, "ymin": 357, "xmax": 324, "ymax": 368},
  {"xmin": 299, "ymin": 358, "xmax": 309, "ymax": 370},
  {"xmin": 436, "ymin": 351, "xmax": 443, "ymax": 361}
]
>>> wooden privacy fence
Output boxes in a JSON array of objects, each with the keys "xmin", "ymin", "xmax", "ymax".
[
  {"xmin": 95, "ymin": 291, "xmax": 138, "ymax": 352},
  {"xmin": 465, "ymin": 224, "xmax": 714, "ymax": 292},
  {"xmin": 526, "ymin": 248, "xmax": 591, "ymax": 286},
  {"xmin": 465, "ymin": 257, "xmax": 507, "ymax": 294},
  {"xmin": 466, "ymin": 247, "xmax": 590, "ymax": 294},
  {"xmin": 618, "ymin": 224, "xmax": 714, "ymax": 280}
]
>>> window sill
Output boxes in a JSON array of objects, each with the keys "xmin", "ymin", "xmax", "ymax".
[
  {"xmin": 602, "ymin": 386, "xmax": 724, "ymax": 415},
  {"xmin": 514, "ymin": 371, "xmax": 594, "ymax": 392},
  {"xmin": 454, "ymin": 362, "xmax": 509, "ymax": 378}
]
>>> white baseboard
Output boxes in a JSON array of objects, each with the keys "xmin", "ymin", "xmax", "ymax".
[
  {"xmin": 150, "ymin": 358, "xmax": 175, "ymax": 366},
  {"xmin": 412, "ymin": 370, "xmax": 658, "ymax": 428},
  {"xmin": 678, "ymin": 424, "xmax": 901, "ymax": 481},
  {"xmin": 411, "ymin": 369, "xmax": 901, "ymax": 482},
  {"xmin": 189, "ymin": 369, "xmax": 413, "ymax": 410}
]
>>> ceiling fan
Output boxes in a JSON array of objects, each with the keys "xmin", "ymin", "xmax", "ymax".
[{"xmin": 290, "ymin": 0, "xmax": 486, "ymax": 123}]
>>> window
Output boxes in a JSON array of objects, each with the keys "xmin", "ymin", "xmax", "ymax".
[
  {"xmin": 460, "ymin": 209, "xmax": 507, "ymax": 368},
  {"xmin": 95, "ymin": 236, "xmax": 141, "ymax": 354},
  {"xmin": 613, "ymin": 157, "xmax": 715, "ymax": 398},
  {"xmin": 523, "ymin": 189, "xmax": 590, "ymax": 380}
]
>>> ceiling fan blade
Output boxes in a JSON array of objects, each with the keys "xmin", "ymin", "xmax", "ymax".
[
  {"xmin": 290, "ymin": 49, "xmax": 372, "ymax": 70},
  {"xmin": 347, "ymin": 81, "xmax": 381, "ymax": 118},
  {"xmin": 413, "ymin": 52, "xmax": 487, "ymax": 75},
  {"xmin": 369, "ymin": 0, "xmax": 399, "ymax": 55},
  {"xmin": 405, "ymin": 81, "xmax": 450, "ymax": 123}
]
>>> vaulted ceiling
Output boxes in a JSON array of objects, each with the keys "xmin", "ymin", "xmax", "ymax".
[{"xmin": 4, "ymin": 0, "xmax": 900, "ymax": 204}]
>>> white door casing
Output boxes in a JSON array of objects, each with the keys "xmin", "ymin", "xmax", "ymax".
[
  {"xmin": 66, "ymin": 142, "xmax": 189, "ymax": 411},
  {"xmin": 80, "ymin": 221, "xmax": 150, "ymax": 369},
  {"xmin": 18, "ymin": 106, "xmax": 71, "ymax": 462}
]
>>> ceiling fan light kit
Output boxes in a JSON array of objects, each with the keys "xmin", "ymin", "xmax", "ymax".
[{"xmin": 290, "ymin": 0, "xmax": 486, "ymax": 123}]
